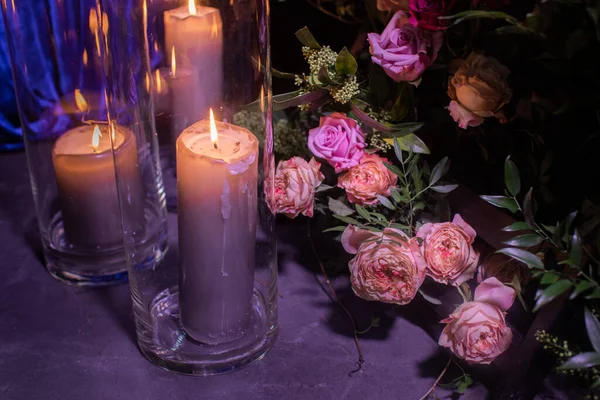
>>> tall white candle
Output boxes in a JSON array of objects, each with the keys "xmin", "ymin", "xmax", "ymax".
[
  {"xmin": 176, "ymin": 111, "xmax": 258, "ymax": 345},
  {"xmin": 164, "ymin": 1, "xmax": 223, "ymax": 126}
]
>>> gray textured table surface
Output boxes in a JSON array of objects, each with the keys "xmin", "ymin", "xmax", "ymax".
[{"xmin": 0, "ymin": 151, "xmax": 571, "ymax": 399}]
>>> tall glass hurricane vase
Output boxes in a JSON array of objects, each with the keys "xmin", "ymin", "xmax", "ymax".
[
  {"xmin": 102, "ymin": 0, "xmax": 277, "ymax": 375},
  {"xmin": 1, "ymin": 0, "xmax": 168, "ymax": 285}
]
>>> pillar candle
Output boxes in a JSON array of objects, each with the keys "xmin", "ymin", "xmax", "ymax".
[
  {"xmin": 164, "ymin": 1, "xmax": 223, "ymax": 125},
  {"xmin": 176, "ymin": 116, "xmax": 258, "ymax": 345},
  {"xmin": 52, "ymin": 124, "xmax": 144, "ymax": 249}
]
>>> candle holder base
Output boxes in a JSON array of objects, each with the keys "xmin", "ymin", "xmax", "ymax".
[
  {"xmin": 136, "ymin": 286, "xmax": 277, "ymax": 376},
  {"xmin": 44, "ymin": 201, "xmax": 168, "ymax": 287}
]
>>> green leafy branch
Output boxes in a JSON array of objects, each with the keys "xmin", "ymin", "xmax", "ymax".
[{"xmin": 481, "ymin": 156, "xmax": 600, "ymax": 311}]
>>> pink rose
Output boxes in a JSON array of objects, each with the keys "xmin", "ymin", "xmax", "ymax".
[
  {"xmin": 447, "ymin": 53, "xmax": 512, "ymax": 129},
  {"xmin": 272, "ymin": 157, "xmax": 324, "ymax": 218},
  {"xmin": 337, "ymin": 153, "xmax": 398, "ymax": 205},
  {"xmin": 416, "ymin": 214, "xmax": 480, "ymax": 286},
  {"xmin": 368, "ymin": 11, "xmax": 443, "ymax": 83},
  {"xmin": 438, "ymin": 277, "xmax": 515, "ymax": 364},
  {"xmin": 342, "ymin": 225, "xmax": 427, "ymax": 305},
  {"xmin": 377, "ymin": 0, "xmax": 409, "ymax": 12},
  {"xmin": 448, "ymin": 100, "xmax": 484, "ymax": 129},
  {"xmin": 408, "ymin": 0, "xmax": 454, "ymax": 31},
  {"xmin": 308, "ymin": 112, "xmax": 366, "ymax": 173}
]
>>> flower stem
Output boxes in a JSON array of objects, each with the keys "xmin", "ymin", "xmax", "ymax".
[
  {"xmin": 307, "ymin": 220, "xmax": 365, "ymax": 374},
  {"xmin": 419, "ymin": 358, "xmax": 452, "ymax": 400}
]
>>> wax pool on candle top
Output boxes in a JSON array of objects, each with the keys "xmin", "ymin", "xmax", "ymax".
[
  {"xmin": 52, "ymin": 124, "xmax": 144, "ymax": 249},
  {"xmin": 176, "ymin": 119, "xmax": 259, "ymax": 345}
]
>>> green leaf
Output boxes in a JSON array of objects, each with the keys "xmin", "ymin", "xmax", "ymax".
[
  {"xmin": 592, "ymin": 376, "xmax": 600, "ymax": 389},
  {"xmin": 570, "ymin": 229, "xmax": 583, "ymax": 267},
  {"xmin": 585, "ymin": 308, "xmax": 600, "ymax": 353},
  {"xmin": 393, "ymin": 138, "xmax": 404, "ymax": 164},
  {"xmin": 504, "ymin": 156, "xmax": 521, "ymax": 197},
  {"xmin": 418, "ymin": 289, "xmax": 442, "ymax": 305},
  {"xmin": 480, "ymin": 195, "xmax": 519, "ymax": 213},
  {"xmin": 558, "ymin": 352, "xmax": 600, "ymax": 370},
  {"xmin": 496, "ymin": 248, "xmax": 544, "ymax": 269},
  {"xmin": 570, "ymin": 280, "xmax": 595, "ymax": 299},
  {"xmin": 323, "ymin": 226, "xmax": 346, "ymax": 233},
  {"xmin": 534, "ymin": 280, "xmax": 573, "ymax": 312},
  {"xmin": 523, "ymin": 188, "xmax": 535, "ymax": 227},
  {"xmin": 413, "ymin": 202, "xmax": 425, "ymax": 212},
  {"xmin": 355, "ymin": 205, "xmax": 372, "ymax": 222},
  {"xmin": 383, "ymin": 162, "xmax": 403, "ymax": 178},
  {"xmin": 333, "ymin": 215, "xmax": 362, "ymax": 226},
  {"xmin": 335, "ymin": 47, "xmax": 358, "ymax": 76},
  {"xmin": 390, "ymin": 223, "xmax": 410, "ymax": 231},
  {"xmin": 565, "ymin": 211, "xmax": 578, "ymax": 236},
  {"xmin": 502, "ymin": 222, "xmax": 533, "ymax": 232},
  {"xmin": 389, "ymin": 187, "xmax": 403, "ymax": 203},
  {"xmin": 379, "ymin": 123, "xmax": 425, "ymax": 136},
  {"xmin": 431, "ymin": 184, "xmax": 458, "ymax": 194},
  {"xmin": 440, "ymin": 10, "xmax": 519, "ymax": 26},
  {"xmin": 540, "ymin": 272, "xmax": 560, "ymax": 285},
  {"xmin": 457, "ymin": 375, "xmax": 473, "ymax": 394},
  {"xmin": 394, "ymin": 133, "xmax": 430, "ymax": 154},
  {"xmin": 317, "ymin": 65, "xmax": 340, "ymax": 86},
  {"xmin": 243, "ymin": 90, "xmax": 328, "ymax": 112},
  {"xmin": 377, "ymin": 195, "xmax": 396, "ymax": 210},
  {"xmin": 295, "ymin": 27, "xmax": 321, "ymax": 49},
  {"xmin": 430, "ymin": 157, "xmax": 450, "ymax": 187},
  {"xmin": 586, "ymin": 289, "xmax": 600, "ymax": 299},
  {"xmin": 328, "ymin": 197, "xmax": 354, "ymax": 217},
  {"xmin": 502, "ymin": 234, "xmax": 543, "ymax": 248}
]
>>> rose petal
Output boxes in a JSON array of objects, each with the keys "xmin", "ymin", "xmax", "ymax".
[
  {"xmin": 341, "ymin": 225, "xmax": 378, "ymax": 254},
  {"xmin": 474, "ymin": 277, "xmax": 516, "ymax": 311},
  {"xmin": 452, "ymin": 214, "xmax": 477, "ymax": 242}
]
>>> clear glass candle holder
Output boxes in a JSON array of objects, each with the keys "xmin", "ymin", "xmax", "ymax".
[
  {"xmin": 103, "ymin": 0, "xmax": 277, "ymax": 375},
  {"xmin": 1, "ymin": 0, "xmax": 167, "ymax": 285}
]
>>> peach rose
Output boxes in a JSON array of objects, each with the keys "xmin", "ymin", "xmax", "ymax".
[
  {"xmin": 377, "ymin": 0, "xmax": 409, "ymax": 12},
  {"xmin": 447, "ymin": 53, "xmax": 512, "ymax": 129},
  {"xmin": 337, "ymin": 153, "xmax": 398, "ymax": 205},
  {"xmin": 438, "ymin": 277, "xmax": 515, "ymax": 364},
  {"xmin": 416, "ymin": 214, "xmax": 480, "ymax": 286},
  {"xmin": 272, "ymin": 157, "xmax": 324, "ymax": 218},
  {"xmin": 342, "ymin": 225, "xmax": 427, "ymax": 305}
]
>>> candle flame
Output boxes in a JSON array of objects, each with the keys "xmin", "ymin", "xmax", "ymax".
[
  {"xmin": 110, "ymin": 122, "xmax": 116, "ymax": 142},
  {"xmin": 92, "ymin": 125, "xmax": 102, "ymax": 151},
  {"xmin": 155, "ymin": 69, "xmax": 162, "ymax": 93},
  {"xmin": 82, "ymin": 49, "xmax": 88, "ymax": 66},
  {"xmin": 145, "ymin": 72, "xmax": 150, "ymax": 92},
  {"xmin": 171, "ymin": 46, "xmax": 176, "ymax": 77},
  {"xmin": 188, "ymin": 0, "xmax": 196, "ymax": 15},
  {"xmin": 75, "ymin": 89, "xmax": 89, "ymax": 112},
  {"xmin": 209, "ymin": 108, "xmax": 218, "ymax": 149}
]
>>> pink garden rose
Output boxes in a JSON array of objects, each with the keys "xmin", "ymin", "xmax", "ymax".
[
  {"xmin": 337, "ymin": 153, "xmax": 398, "ymax": 205},
  {"xmin": 308, "ymin": 112, "xmax": 366, "ymax": 173},
  {"xmin": 408, "ymin": 0, "xmax": 454, "ymax": 31},
  {"xmin": 438, "ymin": 277, "xmax": 515, "ymax": 364},
  {"xmin": 368, "ymin": 11, "xmax": 443, "ymax": 83},
  {"xmin": 376, "ymin": 0, "xmax": 409, "ymax": 12},
  {"xmin": 447, "ymin": 53, "xmax": 512, "ymax": 129},
  {"xmin": 272, "ymin": 157, "xmax": 324, "ymax": 218},
  {"xmin": 416, "ymin": 214, "xmax": 480, "ymax": 286},
  {"xmin": 342, "ymin": 225, "xmax": 427, "ymax": 305}
]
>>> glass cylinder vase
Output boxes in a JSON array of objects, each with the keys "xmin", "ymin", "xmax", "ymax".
[
  {"xmin": 0, "ymin": 0, "xmax": 168, "ymax": 285},
  {"xmin": 102, "ymin": 0, "xmax": 277, "ymax": 375}
]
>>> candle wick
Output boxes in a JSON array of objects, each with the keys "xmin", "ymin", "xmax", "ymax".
[{"xmin": 213, "ymin": 142, "xmax": 218, "ymax": 150}]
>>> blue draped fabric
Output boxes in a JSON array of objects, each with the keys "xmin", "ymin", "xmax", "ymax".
[{"xmin": 0, "ymin": 0, "xmax": 165, "ymax": 150}]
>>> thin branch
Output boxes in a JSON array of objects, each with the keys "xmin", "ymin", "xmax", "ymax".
[
  {"xmin": 307, "ymin": 220, "xmax": 365, "ymax": 374},
  {"xmin": 307, "ymin": 0, "xmax": 362, "ymax": 24},
  {"xmin": 419, "ymin": 358, "xmax": 452, "ymax": 400}
]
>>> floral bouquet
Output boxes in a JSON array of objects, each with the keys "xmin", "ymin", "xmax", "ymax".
[{"xmin": 238, "ymin": 0, "xmax": 600, "ymax": 396}]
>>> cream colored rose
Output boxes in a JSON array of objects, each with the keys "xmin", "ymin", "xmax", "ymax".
[
  {"xmin": 337, "ymin": 153, "xmax": 398, "ymax": 205},
  {"xmin": 447, "ymin": 53, "xmax": 512, "ymax": 129},
  {"xmin": 272, "ymin": 157, "xmax": 324, "ymax": 218},
  {"xmin": 416, "ymin": 214, "xmax": 479, "ymax": 286},
  {"xmin": 342, "ymin": 225, "xmax": 426, "ymax": 305}
]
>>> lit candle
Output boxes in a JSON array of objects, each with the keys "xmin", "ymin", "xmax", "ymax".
[
  {"xmin": 164, "ymin": 0, "xmax": 222, "ymax": 123},
  {"xmin": 177, "ymin": 109, "xmax": 258, "ymax": 344},
  {"xmin": 52, "ymin": 121, "xmax": 144, "ymax": 249}
]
